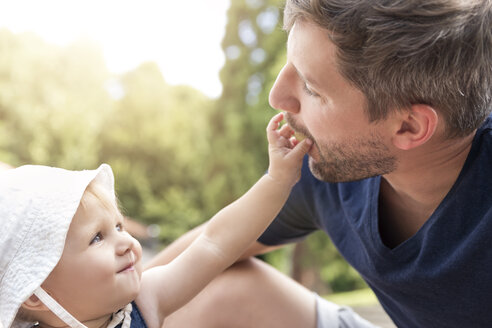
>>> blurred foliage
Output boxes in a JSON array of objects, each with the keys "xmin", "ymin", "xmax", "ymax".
[
  {"xmin": 325, "ymin": 288, "xmax": 379, "ymax": 307},
  {"xmin": 0, "ymin": 0, "xmax": 365, "ymax": 293},
  {"xmin": 98, "ymin": 62, "xmax": 213, "ymax": 243}
]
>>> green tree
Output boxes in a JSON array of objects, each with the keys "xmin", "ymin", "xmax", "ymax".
[
  {"xmin": 98, "ymin": 62, "xmax": 214, "ymax": 243},
  {"xmin": 205, "ymin": 0, "xmax": 287, "ymax": 212},
  {"xmin": 0, "ymin": 30, "xmax": 214, "ymax": 244},
  {"xmin": 0, "ymin": 29, "xmax": 110, "ymax": 169}
]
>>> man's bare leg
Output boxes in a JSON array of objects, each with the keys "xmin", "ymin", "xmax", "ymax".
[{"xmin": 163, "ymin": 257, "xmax": 317, "ymax": 328}]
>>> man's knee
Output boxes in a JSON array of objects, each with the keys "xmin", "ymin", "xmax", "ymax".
[
  {"xmin": 163, "ymin": 258, "xmax": 269, "ymax": 327},
  {"xmin": 201, "ymin": 258, "xmax": 267, "ymax": 305},
  {"xmin": 163, "ymin": 257, "xmax": 317, "ymax": 328}
]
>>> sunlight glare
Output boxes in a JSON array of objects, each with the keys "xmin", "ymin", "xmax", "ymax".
[{"xmin": 0, "ymin": 0, "xmax": 230, "ymax": 98}]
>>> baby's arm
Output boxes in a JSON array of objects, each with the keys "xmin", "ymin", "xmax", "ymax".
[
  {"xmin": 137, "ymin": 113, "xmax": 312, "ymax": 327},
  {"xmin": 195, "ymin": 112, "xmax": 312, "ymax": 266}
]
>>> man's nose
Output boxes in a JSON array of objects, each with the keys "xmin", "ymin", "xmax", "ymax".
[{"xmin": 269, "ymin": 65, "xmax": 300, "ymax": 114}]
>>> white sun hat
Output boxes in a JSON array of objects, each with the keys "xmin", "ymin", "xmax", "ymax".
[{"xmin": 0, "ymin": 164, "xmax": 115, "ymax": 328}]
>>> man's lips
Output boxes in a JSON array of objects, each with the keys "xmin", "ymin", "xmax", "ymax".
[
  {"xmin": 293, "ymin": 130, "xmax": 317, "ymax": 158},
  {"xmin": 294, "ymin": 131, "xmax": 307, "ymax": 142}
]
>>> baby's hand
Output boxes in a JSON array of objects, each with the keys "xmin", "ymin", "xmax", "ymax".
[{"xmin": 266, "ymin": 112, "xmax": 312, "ymax": 187}]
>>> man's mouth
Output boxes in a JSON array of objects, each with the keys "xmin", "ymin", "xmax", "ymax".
[
  {"xmin": 294, "ymin": 131, "xmax": 307, "ymax": 141},
  {"xmin": 284, "ymin": 112, "xmax": 309, "ymax": 143}
]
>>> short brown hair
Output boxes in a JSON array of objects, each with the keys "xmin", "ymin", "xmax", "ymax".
[{"xmin": 284, "ymin": 0, "xmax": 492, "ymax": 138}]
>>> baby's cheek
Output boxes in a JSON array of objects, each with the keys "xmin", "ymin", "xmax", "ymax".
[
  {"xmin": 83, "ymin": 259, "xmax": 114, "ymax": 282},
  {"xmin": 135, "ymin": 244, "xmax": 143, "ymax": 277},
  {"xmin": 133, "ymin": 239, "xmax": 143, "ymax": 264}
]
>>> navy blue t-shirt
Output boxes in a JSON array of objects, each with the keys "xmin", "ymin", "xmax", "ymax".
[{"xmin": 259, "ymin": 115, "xmax": 492, "ymax": 328}]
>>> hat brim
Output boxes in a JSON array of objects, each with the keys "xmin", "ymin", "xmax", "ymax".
[{"xmin": 0, "ymin": 164, "xmax": 114, "ymax": 328}]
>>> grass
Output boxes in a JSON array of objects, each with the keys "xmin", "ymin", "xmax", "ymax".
[{"xmin": 323, "ymin": 288, "xmax": 379, "ymax": 307}]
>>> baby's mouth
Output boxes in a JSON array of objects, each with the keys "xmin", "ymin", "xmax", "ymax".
[
  {"xmin": 117, "ymin": 253, "xmax": 136, "ymax": 273},
  {"xmin": 118, "ymin": 263, "xmax": 134, "ymax": 273}
]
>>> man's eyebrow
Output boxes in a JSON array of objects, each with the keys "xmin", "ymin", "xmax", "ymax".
[
  {"xmin": 293, "ymin": 65, "xmax": 321, "ymax": 89},
  {"xmin": 286, "ymin": 33, "xmax": 323, "ymax": 90}
]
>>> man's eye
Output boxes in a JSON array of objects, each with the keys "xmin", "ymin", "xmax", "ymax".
[
  {"xmin": 303, "ymin": 83, "xmax": 319, "ymax": 97},
  {"xmin": 90, "ymin": 232, "xmax": 103, "ymax": 245}
]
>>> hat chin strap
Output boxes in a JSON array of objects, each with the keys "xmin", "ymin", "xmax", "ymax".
[
  {"xmin": 33, "ymin": 288, "xmax": 87, "ymax": 328},
  {"xmin": 33, "ymin": 287, "xmax": 132, "ymax": 328}
]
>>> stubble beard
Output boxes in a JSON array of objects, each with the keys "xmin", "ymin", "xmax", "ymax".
[
  {"xmin": 285, "ymin": 114, "xmax": 397, "ymax": 183},
  {"xmin": 309, "ymin": 137, "xmax": 397, "ymax": 182}
]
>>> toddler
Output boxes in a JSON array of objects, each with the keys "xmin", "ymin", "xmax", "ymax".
[{"xmin": 0, "ymin": 113, "xmax": 312, "ymax": 328}]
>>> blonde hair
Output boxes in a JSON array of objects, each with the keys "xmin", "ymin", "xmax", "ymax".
[{"xmin": 80, "ymin": 180, "xmax": 122, "ymax": 217}]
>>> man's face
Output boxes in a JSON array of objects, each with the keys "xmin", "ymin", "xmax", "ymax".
[
  {"xmin": 42, "ymin": 191, "xmax": 143, "ymax": 321},
  {"xmin": 269, "ymin": 20, "xmax": 397, "ymax": 182}
]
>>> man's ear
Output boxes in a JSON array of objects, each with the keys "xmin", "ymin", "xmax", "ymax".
[
  {"xmin": 20, "ymin": 295, "xmax": 49, "ymax": 312},
  {"xmin": 391, "ymin": 104, "xmax": 438, "ymax": 150}
]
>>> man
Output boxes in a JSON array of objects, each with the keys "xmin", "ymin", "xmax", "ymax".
[{"xmin": 147, "ymin": 0, "xmax": 492, "ymax": 327}]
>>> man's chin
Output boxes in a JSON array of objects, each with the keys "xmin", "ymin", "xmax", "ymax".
[
  {"xmin": 306, "ymin": 143, "xmax": 321, "ymax": 161},
  {"xmin": 308, "ymin": 157, "xmax": 349, "ymax": 183},
  {"xmin": 307, "ymin": 157, "xmax": 328, "ymax": 181}
]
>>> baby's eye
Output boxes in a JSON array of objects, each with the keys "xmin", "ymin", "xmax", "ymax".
[
  {"xmin": 90, "ymin": 232, "xmax": 103, "ymax": 245},
  {"xmin": 116, "ymin": 223, "xmax": 124, "ymax": 232}
]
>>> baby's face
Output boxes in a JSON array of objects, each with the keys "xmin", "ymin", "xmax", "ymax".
[{"xmin": 42, "ymin": 191, "xmax": 143, "ymax": 321}]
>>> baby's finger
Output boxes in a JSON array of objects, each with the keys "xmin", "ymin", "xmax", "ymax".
[
  {"xmin": 278, "ymin": 124, "xmax": 294, "ymax": 140},
  {"xmin": 266, "ymin": 112, "xmax": 284, "ymax": 132},
  {"xmin": 287, "ymin": 138, "xmax": 313, "ymax": 162},
  {"xmin": 267, "ymin": 112, "xmax": 284, "ymax": 144},
  {"xmin": 290, "ymin": 136, "xmax": 299, "ymax": 148}
]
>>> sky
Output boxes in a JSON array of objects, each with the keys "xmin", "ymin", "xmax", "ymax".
[{"xmin": 0, "ymin": 0, "xmax": 230, "ymax": 98}]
